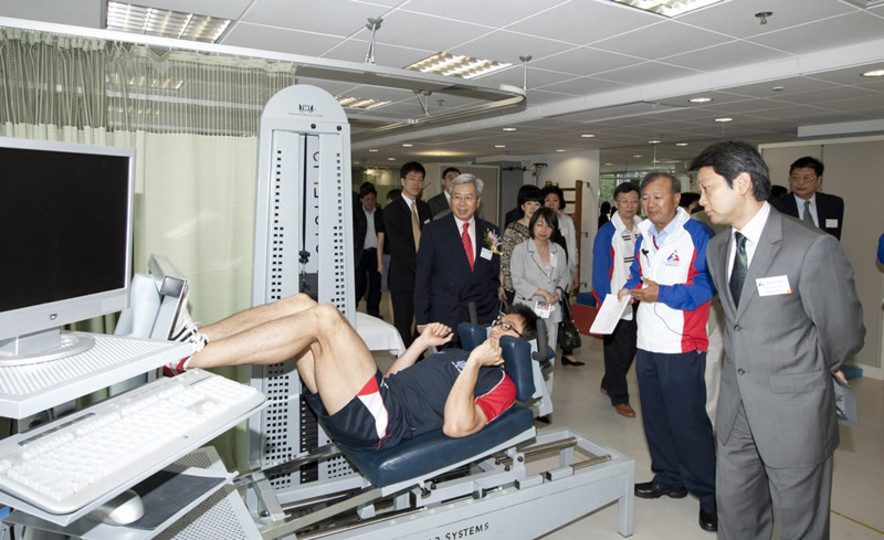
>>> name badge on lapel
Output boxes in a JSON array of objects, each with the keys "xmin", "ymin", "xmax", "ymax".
[
  {"xmin": 480, "ymin": 247, "xmax": 493, "ymax": 260},
  {"xmin": 756, "ymin": 275, "xmax": 792, "ymax": 296},
  {"xmin": 825, "ymin": 218, "xmax": 839, "ymax": 229}
]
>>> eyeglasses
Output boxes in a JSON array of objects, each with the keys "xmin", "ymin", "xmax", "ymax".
[{"xmin": 492, "ymin": 316, "xmax": 523, "ymax": 337}]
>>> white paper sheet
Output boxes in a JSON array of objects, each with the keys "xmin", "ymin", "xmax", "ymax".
[{"xmin": 589, "ymin": 294, "xmax": 631, "ymax": 335}]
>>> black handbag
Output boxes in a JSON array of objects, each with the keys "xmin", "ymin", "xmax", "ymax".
[{"xmin": 557, "ymin": 288, "xmax": 582, "ymax": 350}]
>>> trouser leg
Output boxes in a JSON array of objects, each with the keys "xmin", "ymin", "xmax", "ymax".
[
  {"xmin": 717, "ymin": 402, "xmax": 773, "ymax": 540},
  {"xmin": 657, "ymin": 351, "xmax": 716, "ymax": 511},
  {"xmin": 768, "ymin": 455, "xmax": 833, "ymax": 540},
  {"xmin": 602, "ymin": 315, "xmax": 636, "ymax": 406}
]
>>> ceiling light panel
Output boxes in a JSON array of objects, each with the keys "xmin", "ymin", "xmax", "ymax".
[
  {"xmin": 336, "ymin": 96, "xmax": 391, "ymax": 109},
  {"xmin": 610, "ymin": 0, "xmax": 726, "ymax": 17},
  {"xmin": 404, "ymin": 52, "xmax": 512, "ymax": 80},
  {"xmin": 106, "ymin": 2, "xmax": 230, "ymax": 43}
]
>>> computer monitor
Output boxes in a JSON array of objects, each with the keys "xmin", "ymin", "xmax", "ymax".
[{"xmin": 0, "ymin": 137, "xmax": 135, "ymax": 365}]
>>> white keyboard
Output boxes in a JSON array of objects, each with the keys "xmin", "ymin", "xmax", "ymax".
[{"xmin": 0, "ymin": 369, "xmax": 264, "ymax": 515}]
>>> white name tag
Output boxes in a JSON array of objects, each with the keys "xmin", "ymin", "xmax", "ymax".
[
  {"xmin": 825, "ymin": 218, "xmax": 839, "ymax": 229},
  {"xmin": 550, "ymin": 253, "xmax": 558, "ymax": 267},
  {"xmin": 756, "ymin": 275, "xmax": 792, "ymax": 296},
  {"xmin": 480, "ymin": 247, "xmax": 493, "ymax": 260}
]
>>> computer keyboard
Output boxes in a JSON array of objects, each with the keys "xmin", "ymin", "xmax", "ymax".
[{"xmin": 0, "ymin": 369, "xmax": 265, "ymax": 515}]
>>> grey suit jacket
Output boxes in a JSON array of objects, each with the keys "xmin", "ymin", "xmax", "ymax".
[
  {"xmin": 510, "ymin": 239, "xmax": 571, "ymax": 325},
  {"xmin": 707, "ymin": 207, "xmax": 864, "ymax": 468}
]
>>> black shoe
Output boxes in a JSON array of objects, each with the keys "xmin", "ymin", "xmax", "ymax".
[
  {"xmin": 634, "ymin": 481, "xmax": 688, "ymax": 499},
  {"xmin": 699, "ymin": 508, "xmax": 718, "ymax": 532},
  {"xmin": 560, "ymin": 356, "xmax": 585, "ymax": 366},
  {"xmin": 536, "ymin": 414, "xmax": 552, "ymax": 424}
]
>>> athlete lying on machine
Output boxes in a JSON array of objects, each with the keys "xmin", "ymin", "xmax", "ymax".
[{"xmin": 163, "ymin": 293, "xmax": 538, "ymax": 450}]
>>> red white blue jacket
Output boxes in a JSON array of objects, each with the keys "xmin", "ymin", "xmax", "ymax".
[{"xmin": 623, "ymin": 207, "xmax": 715, "ymax": 354}]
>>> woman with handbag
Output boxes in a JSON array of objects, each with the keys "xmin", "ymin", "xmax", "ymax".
[
  {"xmin": 510, "ymin": 207, "xmax": 571, "ymax": 380},
  {"xmin": 543, "ymin": 185, "xmax": 584, "ymax": 366}
]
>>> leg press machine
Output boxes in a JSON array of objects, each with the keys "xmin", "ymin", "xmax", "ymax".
[{"xmin": 237, "ymin": 85, "xmax": 635, "ymax": 539}]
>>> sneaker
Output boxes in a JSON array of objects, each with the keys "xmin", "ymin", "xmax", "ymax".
[
  {"xmin": 169, "ymin": 296, "xmax": 208, "ymax": 354},
  {"xmin": 162, "ymin": 357, "xmax": 191, "ymax": 378}
]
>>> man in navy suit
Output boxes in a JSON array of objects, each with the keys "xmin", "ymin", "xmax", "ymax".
[
  {"xmin": 415, "ymin": 174, "xmax": 501, "ymax": 345},
  {"xmin": 771, "ymin": 156, "xmax": 844, "ymax": 240},
  {"xmin": 384, "ymin": 162, "xmax": 432, "ymax": 346}
]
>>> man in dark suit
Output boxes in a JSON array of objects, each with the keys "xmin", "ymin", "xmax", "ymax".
[
  {"xmin": 354, "ymin": 182, "xmax": 383, "ymax": 317},
  {"xmin": 692, "ymin": 141, "xmax": 864, "ymax": 540},
  {"xmin": 770, "ymin": 156, "xmax": 844, "ymax": 240},
  {"xmin": 415, "ymin": 174, "xmax": 500, "ymax": 345},
  {"xmin": 427, "ymin": 167, "xmax": 460, "ymax": 218},
  {"xmin": 383, "ymin": 161, "xmax": 432, "ymax": 346}
]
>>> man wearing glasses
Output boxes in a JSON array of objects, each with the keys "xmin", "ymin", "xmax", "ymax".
[
  {"xmin": 771, "ymin": 156, "xmax": 844, "ymax": 240},
  {"xmin": 164, "ymin": 294, "xmax": 538, "ymax": 450}
]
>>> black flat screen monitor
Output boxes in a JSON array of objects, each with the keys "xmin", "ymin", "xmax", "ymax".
[{"xmin": 0, "ymin": 137, "xmax": 134, "ymax": 363}]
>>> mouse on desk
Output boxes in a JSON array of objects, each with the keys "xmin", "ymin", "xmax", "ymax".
[{"xmin": 87, "ymin": 489, "xmax": 145, "ymax": 525}]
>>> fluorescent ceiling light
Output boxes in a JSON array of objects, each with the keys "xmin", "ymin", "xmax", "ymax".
[
  {"xmin": 648, "ymin": 139, "xmax": 662, "ymax": 144},
  {"xmin": 405, "ymin": 52, "xmax": 512, "ymax": 80},
  {"xmin": 494, "ymin": 144, "xmax": 506, "ymax": 148},
  {"xmin": 401, "ymin": 143, "xmax": 414, "ymax": 147},
  {"xmin": 502, "ymin": 127, "xmax": 518, "ymax": 132},
  {"xmin": 714, "ymin": 117, "xmax": 733, "ymax": 123},
  {"xmin": 675, "ymin": 142, "xmax": 689, "ymax": 147},
  {"xmin": 610, "ymin": 0, "xmax": 726, "ymax": 17},
  {"xmin": 106, "ymin": 2, "xmax": 230, "ymax": 43},
  {"xmin": 689, "ymin": 97, "xmax": 713, "ymax": 103},
  {"xmin": 336, "ymin": 96, "xmax": 391, "ymax": 109},
  {"xmin": 580, "ymin": 133, "xmax": 596, "ymax": 138},
  {"xmin": 861, "ymin": 69, "xmax": 884, "ymax": 77}
]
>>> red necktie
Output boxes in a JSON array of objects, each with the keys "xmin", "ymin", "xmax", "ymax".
[{"xmin": 462, "ymin": 223, "xmax": 474, "ymax": 270}]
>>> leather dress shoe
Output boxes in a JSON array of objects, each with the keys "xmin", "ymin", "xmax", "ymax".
[
  {"xmin": 614, "ymin": 403, "xmax": 636, "ymax": 418},
  {"xmin": 699, "ymin": 508, "xmax": 718, "ymax": 532},
  {"xmin": 634, "ymin": 481, "xmax": 688, "ymax": 499}
]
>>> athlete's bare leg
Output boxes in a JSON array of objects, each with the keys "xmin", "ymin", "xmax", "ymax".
[{"xmin": 187, "ymin": 296, "xmax": 377, "ymax": 415}]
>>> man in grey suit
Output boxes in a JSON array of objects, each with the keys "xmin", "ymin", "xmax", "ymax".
[{"xmin": 690, "ymin": 141, "xmax": 864, "ymax": 540}]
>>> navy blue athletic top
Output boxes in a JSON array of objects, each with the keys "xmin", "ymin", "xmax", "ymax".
[{"xmin": 382, "ymin": 349, "xmax": 515, "ymax": 443}]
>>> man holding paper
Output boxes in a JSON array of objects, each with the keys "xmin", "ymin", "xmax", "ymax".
[
  {"xmin": 592, "ymin": 182, "xmax": 642, "ymax": 418},
  {"xmin": 618, "ymin": 172, "xmax": 717, "ymax": 533},
  {"xmin": 691, "ymin": 141, "xmax": 864, "ymax": 540}
]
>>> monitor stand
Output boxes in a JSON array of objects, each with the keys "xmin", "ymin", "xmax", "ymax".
[{"xmin": 0, "ymin": 328, "xmax": 94, "ymax": 366}]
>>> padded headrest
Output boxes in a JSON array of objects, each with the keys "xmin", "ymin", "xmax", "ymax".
[{"xmin": 457, "ymin": 323, "xmax": 536, "ymax": 403}]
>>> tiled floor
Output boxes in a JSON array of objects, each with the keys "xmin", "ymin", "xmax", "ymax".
[{"xmin": 540, "ymin": 337, "xmax": 884, "ymax": 539}]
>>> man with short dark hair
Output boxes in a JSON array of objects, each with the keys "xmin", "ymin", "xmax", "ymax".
[
  {"xmin": 165, "ymin": 295, "xmax": 539, "ymax": 448},
  {"xmin": 692, "ymin": 141, "xmax": 864, "ymax": 540},
  {"xmin": 771, "ymin": 156, "xmax": 844, "ymax": 240},
  {"xmin": 593, "ymin": 182, "xmax": 641, "ymax": 418},
  {"xmin": 355, "ymin": 182, "xmax": 383, "ymax": 317},
  {"xmin": 384, "ymin": 162, "xmax": 432, "ymax": 346},
  {"xmin": 618, "ymin": 172, "xmax": 717, "ymax": 532},
  {"xmin": 415, "ymin": 174, "xmax": 501, "ymax": 345},
  {"xmin": 427, "ymin": 167, "xmax": 461, "ymax": 218}
]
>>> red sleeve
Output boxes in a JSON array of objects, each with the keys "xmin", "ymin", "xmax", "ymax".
[{"xmin": 475, "ymin": 374, "xmax": 516, "ymax": 423}]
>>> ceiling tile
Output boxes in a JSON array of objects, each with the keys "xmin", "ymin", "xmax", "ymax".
[
  {"xmin": 592, "ymin": 62, "xmax": 702, "ymax": 85},
  {"xmin": 222, "ymin": 23, "xmax": 343, "ymax": 56},
  {"xmin": 506, "ymin": 0, "xmax": 662, "ymax": 46},
  {"xmin": 591, "ymin": 20, "xmax": 732, "ymax": 60},
  {"xmin": 241, "ymin": 0, "xmax": 384, "ymax": 36},
  {"xmin": 675, "ymin": 0, "xmax": 854, "ymax": 40},
  {"xmin": 400, "ymin": 0, "xmax": 565, "ymax": 28},
  {"xmin": 661, "ymin": 40, "xmax": 791, "ymax": 71},
  {"xmin": 530, "ymin": 47, "xmax": 645, "ymax": 77},
  {"xmin": 750, "ymin": 11, "xmax": 884, "ymax": 55}
]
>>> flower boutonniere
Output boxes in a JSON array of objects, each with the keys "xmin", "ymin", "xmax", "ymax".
[{"xmin": 484, "ymin": 230, "xmax": 503, "ymax": 256}]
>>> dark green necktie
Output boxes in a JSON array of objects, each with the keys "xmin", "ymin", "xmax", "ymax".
[{"xmin": 729, "ymin": 232, "xmax": 748, "ymax": 307}]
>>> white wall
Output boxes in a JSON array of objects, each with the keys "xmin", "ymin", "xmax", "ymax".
[{"xmin": 518, "ymin": 150, "xmax": 601, "ymax": 292}]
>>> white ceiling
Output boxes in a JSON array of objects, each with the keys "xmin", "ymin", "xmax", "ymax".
[{"xmin": 3, "ymin": 0, "xmax": 884, "ymax": 171}]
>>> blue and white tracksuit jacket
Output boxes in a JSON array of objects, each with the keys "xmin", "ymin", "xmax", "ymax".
[{"xmin": 623, "ymin": 207, "xmax": 715, "ymax": 354}]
